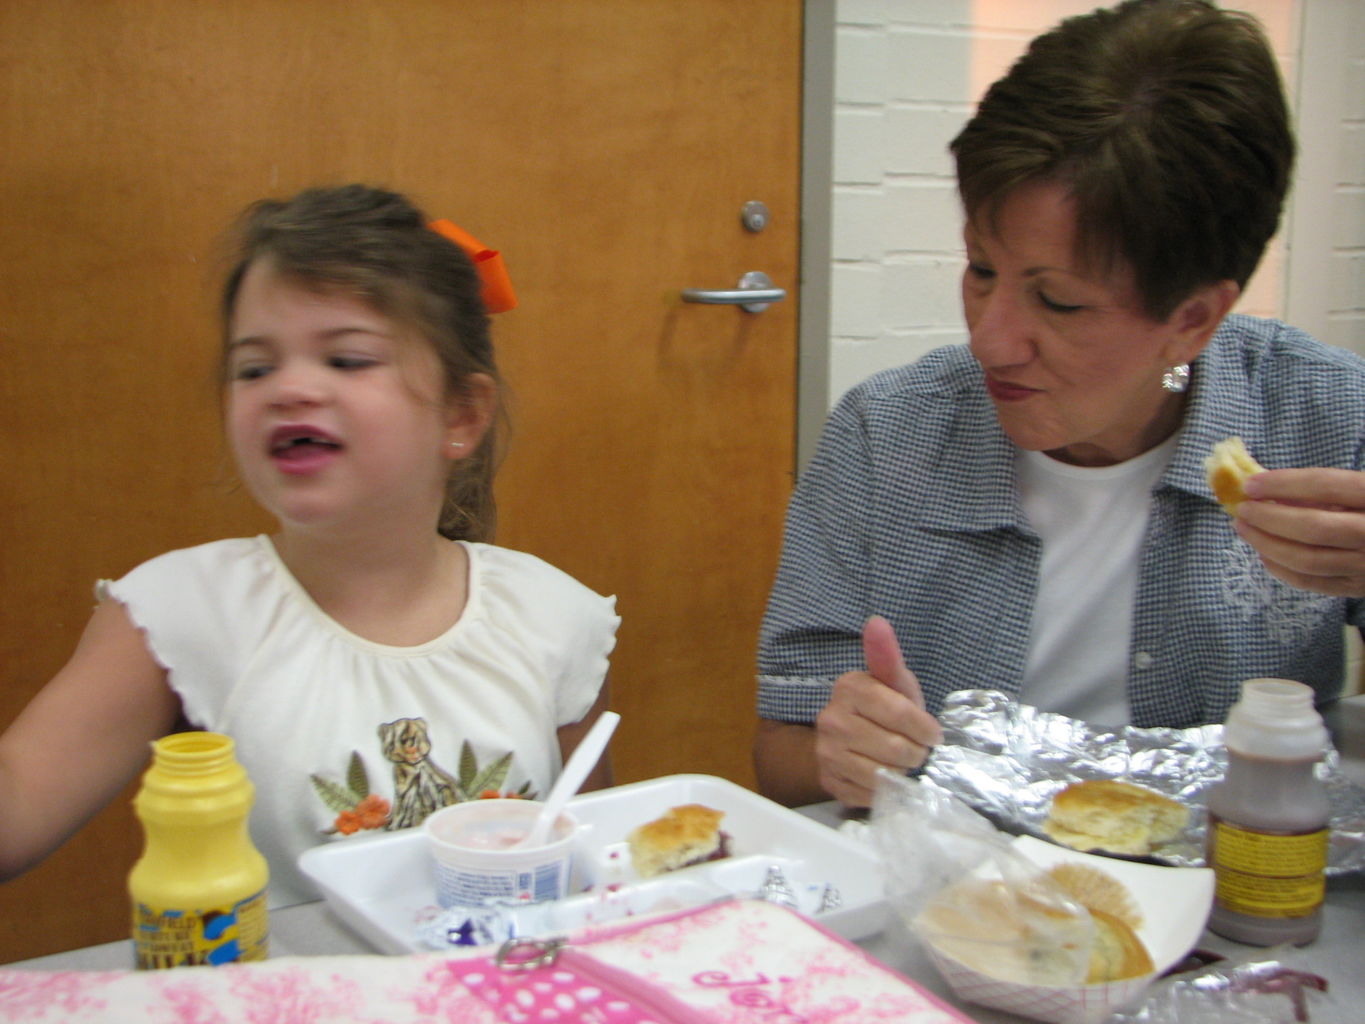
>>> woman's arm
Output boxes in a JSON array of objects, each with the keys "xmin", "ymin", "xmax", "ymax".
[
  {"xmin": 556, "ymin": 679, "xmax": 614, "ymax": 794},
  {"xmin": 0, "ymin": 599, "xmax": 180, "ymax": 880},
  {"xmin": 753, "ymin": 718, "xmax": 829, "ymax": 807}
]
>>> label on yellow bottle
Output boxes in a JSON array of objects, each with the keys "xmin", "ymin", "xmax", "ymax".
[
  {"xmin": 1210, "ymin": 820, "xmax": 1328, "ymax": 919},
  {"xmin": 133, "ymin": 889, "xmax": 269, "ymax": 969}
]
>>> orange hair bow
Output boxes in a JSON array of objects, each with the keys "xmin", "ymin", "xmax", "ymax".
[{"xmin": 427, "ymin": 219, "xmax": 518, "ymax": 313}]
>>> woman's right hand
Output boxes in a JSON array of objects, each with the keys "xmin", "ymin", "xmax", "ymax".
[{"xmin": 814, "ymin": 615, "xmax": 943, "ymax": 808}]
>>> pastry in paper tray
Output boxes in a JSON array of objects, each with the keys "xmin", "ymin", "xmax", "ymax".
[
  {"xmin": 917, "ymin": 863, "xmax": 1152, "ymax": 987},
  {"xmin": 916, "ymin": 836, "xmax": 1213, "ymax": 1024}
]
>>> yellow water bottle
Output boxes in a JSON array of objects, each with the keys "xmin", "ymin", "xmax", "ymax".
[{"xmin": 129, "ymin": 731, "xmax": 270, "ymax": 968}]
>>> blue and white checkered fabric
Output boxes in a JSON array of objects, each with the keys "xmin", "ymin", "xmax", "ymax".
[{"xmin": 758, "ymin": 315, "xmax": 1365, "ymax": 729}]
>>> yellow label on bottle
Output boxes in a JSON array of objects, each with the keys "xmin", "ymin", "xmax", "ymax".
[
  {"xmin": 133, "ymin": 889, "xmax": 269, "ymax": 969},
  {"xmin": 1211, "ymin": 821, "xmax": 1328, "ymax": 918}
]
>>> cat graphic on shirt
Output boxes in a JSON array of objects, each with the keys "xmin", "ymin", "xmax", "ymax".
[{"xmin": 379, "ymin": 717, "xmax": 461, "ymax": 830}]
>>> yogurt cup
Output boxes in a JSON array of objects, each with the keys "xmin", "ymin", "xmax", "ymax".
[{"xmin": 424, "ymin": 799, "xmax": 579, "ymax": 909}]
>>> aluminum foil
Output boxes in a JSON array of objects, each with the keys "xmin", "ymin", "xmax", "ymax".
[{"xmin": 919, "ymin": 690, "xmax": 1365, "ymax": 875}]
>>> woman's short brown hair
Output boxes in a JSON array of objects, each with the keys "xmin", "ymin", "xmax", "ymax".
[{"xmin": 950, "ymin": 0, "xmax": 1294, "ymax": 320}]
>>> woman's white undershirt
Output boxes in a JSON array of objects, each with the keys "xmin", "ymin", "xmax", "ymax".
[{"xmin": 1017, "ymin": 432, "xmax": 1179, "ymax": 726}]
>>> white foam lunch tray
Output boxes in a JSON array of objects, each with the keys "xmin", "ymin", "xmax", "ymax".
[{"xmin": 298, "ymin": 773, "xmax": 887, "ymax": 954}]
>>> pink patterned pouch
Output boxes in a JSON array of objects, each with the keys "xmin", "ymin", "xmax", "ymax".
[
  {"xmin": 1, "ymin": 899, "xmax": 975, "ymax": 1023},
  {"xmin": 443, "ymin": 898, "xmax": 976, "ymax": 1023}
]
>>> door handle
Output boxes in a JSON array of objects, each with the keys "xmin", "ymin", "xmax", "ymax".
[{"xmin": 681, "ymin": 271, "xmax": 786, "ymax": 313}]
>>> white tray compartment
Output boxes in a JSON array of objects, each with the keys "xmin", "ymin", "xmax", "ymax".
[{"xmin": 299, "ymin": 773, "xmax": 887, "ymax": 953}]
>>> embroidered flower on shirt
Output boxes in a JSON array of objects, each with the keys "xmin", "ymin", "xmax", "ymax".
[
  {"xmin": 310, "ymin": 751, "xmax": 392, "ymax": 835},
  {"xmin": 454, "ymin": 738, "xmax": 535, "ymax": 802},
  {"xmin": 1219, "ymin": 539, "xmax": 1336, "ymax": 645}
]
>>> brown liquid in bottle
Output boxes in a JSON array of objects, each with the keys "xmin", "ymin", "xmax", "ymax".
[{"xmin": 1204, "ymin": 680, "xmax": 1329, "ymax": 946}]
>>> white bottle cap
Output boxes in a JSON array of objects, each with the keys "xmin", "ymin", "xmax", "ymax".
[{"xmin": 1223, "ymin": 678, "xmax": 1328, "ymax": 759}]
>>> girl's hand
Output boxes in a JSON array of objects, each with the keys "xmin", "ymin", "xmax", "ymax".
[
  {"xmin": 1236, "ymin": 468, "xmax": 1365, "ymax": 597},
  {"xmin": 814, "ymin": 616, "xmax": 943, "ymax": 808}
]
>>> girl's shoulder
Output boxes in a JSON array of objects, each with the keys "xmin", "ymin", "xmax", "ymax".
[
  {"xmin": 460, "ymin": 543, "xmax": 619, "ymax": 690},
  {"xmin": 465, "ymin": 542, "xmax": 612, "ymax": 604},
  {"xmin": 102, "ymin": 536, "xmax": 273, "ymax": 594},
  {"xmin": 463, "ymin": 542, "xmax": 618, "ymax": 635}
]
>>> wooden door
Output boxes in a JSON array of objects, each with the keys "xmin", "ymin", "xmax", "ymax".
[{"xmin": 0, "ymin": 0, "xmax": 800, "ymax": 960}]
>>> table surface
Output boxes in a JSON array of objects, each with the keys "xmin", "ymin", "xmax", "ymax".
[{"xmin": 11, "ymin": 695, "xmax": 1365, "ymax": 1023}]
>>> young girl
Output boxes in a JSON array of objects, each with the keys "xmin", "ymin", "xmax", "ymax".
[{"xmin": 0, "ymin": 184, "xmax": 619, "ymax": 906}]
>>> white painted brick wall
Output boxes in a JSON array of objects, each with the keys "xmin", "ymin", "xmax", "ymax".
[
  {"xmin": 826, "ymin": 0, "xmax": 1365, "ymax": 405},
  {"xmin": 1335, "ymin": 1, "xmax": 1365, "ymax": 344}
]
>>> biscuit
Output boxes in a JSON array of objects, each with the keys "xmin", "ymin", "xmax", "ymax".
[
  {"xmin": 1043, "ymin": 779, "xmax": 1187, "ymax": 856},
  {"xmin": 626, "ymin": 803, "xmax": 729, "ymax": 878}
]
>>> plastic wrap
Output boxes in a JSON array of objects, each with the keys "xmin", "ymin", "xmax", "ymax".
[{"xmin": 871, "ymin": 772, "xmax": 1094, "ymax": 987}]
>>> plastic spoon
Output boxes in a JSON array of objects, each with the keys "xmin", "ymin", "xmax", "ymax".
[{"xmin": 514, "ymin": 711, "xmax": 620, "ymax": 849}]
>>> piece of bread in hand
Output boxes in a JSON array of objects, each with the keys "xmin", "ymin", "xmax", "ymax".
[
  {"xmin": 1205, "ymin": 436, "xmax": 1265, "ymax": 513},
  {"xmin": 1043, "ymin": 779, "xmax": 1188, "ymax": 856},
  {"xmin": 626, "ymin": 803, "xmax": 729, "ymax": 878}
]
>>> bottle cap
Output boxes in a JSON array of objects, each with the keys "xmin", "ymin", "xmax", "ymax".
[{"xmin": 1223, "ymin": 678, "xmax": 1328, "ymax": 759}]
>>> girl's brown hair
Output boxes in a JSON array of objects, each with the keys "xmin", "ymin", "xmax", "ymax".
[{"xmin": 220, "ymin": 184, "xmax": 504, "ymax": 540}]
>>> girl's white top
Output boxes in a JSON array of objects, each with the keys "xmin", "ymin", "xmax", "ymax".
[{"xmin": 100, "ymin": 536, "xmax": 619, "ymax": 907}]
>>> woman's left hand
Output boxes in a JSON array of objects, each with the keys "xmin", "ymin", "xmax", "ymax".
[{"xmin": 1236, "ymin": 468, "xmax": 1365, "ymax": 597}]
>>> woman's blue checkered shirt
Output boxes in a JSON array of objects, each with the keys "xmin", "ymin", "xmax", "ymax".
[{"xmin": 758, "ymin": 315, "xmax": 1365, "ymax": 729}]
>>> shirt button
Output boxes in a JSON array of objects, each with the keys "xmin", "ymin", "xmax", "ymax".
[{"xmin": 1133, "ymin": 652, "xmax": 1154, "ymax": 670}]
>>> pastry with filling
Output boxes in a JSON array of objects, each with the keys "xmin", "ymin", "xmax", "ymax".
[
  {"xmin": 915, "ymin": 877, "xmax": 1089, "ymax": 986},
  {"xmin": 626, "ymin": 803, "xmax": 730, "ymax": 878},
  {"xmin": 1205, "ymin": 436, "xmax": 1265, "ymax": 513},
  {"xmin": 1085, "ymin": 908, "xmax": 1154, "ymax": 983},
  {"xmin": 1044, "ymin": 779, "xmax": 1188, "ymax": 856},
  {"xmin": 1046, "ymin": 863, "xmax": 1154, "ymax": 983},
  {"xmin": 916, "ymin": 862, "xmax": 1154, "ymax": 986}
]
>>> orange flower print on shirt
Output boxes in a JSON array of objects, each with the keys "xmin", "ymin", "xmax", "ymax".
[
  {"xmin": 333, "ymin": 794, "xmax": 393, "ymax": 835},
  {"xmin": 354, "ymin": 793, "xmax": 391, "ymax": 827},
  {"xmin": 310, "ymin": 752, "xmax": 392, "ymax": 835}
]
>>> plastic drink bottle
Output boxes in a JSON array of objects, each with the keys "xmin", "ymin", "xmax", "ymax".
[
  {"xmin": 1205, "ymin": 679, "xmax": 1330, "ymax": 945},
  {"xmin": 129, "ymin": 731, "xmax": 270, "ymax": 968}
]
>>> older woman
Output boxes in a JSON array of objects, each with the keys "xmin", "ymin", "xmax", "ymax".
[{"xmin": 755, "ymin": 0, "xmax": 1365, "ymax": 808}]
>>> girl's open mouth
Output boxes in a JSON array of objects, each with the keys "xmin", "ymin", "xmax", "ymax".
[{"xmin": 269, "ymin": 426, "xmax": 343, "ymax": 473}]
